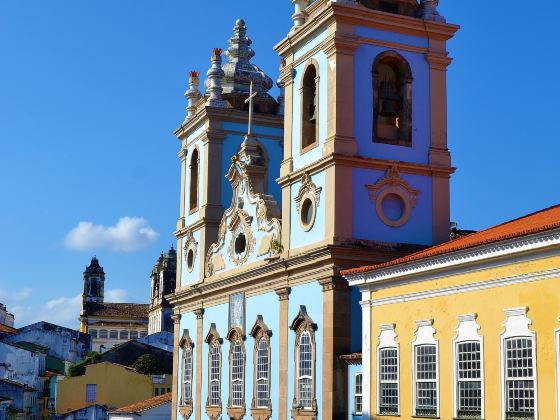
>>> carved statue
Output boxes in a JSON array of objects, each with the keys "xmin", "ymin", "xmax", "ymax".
[{"xmin": 420, "ymin": 0, "xmax": 445, "ymax": 22}]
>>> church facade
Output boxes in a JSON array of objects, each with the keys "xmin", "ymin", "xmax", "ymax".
[{"xmin": 169, "ymin": 1, "xmax": 457, "ymax": 419}]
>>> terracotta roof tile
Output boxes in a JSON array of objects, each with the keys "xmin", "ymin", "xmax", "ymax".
[
  {"xmin": 113, "ymin": 392, "xmax": 172, "ymax": 413},
  {"xmin": 343, "ymin": 204, "xmax": 560, "ymax": 276},
  {"xmin": 0, "ymin": 324, "xmax": 16, "ymax": 334},
  {"xmin": 85, "ymin": 302, "xmax": 149, "ymax": 319}
]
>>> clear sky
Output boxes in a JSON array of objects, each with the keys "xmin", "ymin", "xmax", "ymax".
[{"xmin": 0, "ymin": 1, "xmax": 558, "ymax": 328}]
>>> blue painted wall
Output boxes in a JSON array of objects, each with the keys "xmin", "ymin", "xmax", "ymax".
[
  {"xmin": 349, "ymin": 287, "xmax": 362, "ymax": 354},
  {"xmin": 347, "ymin": 364, "xmax": 363, "ymax": 420},
  {"xmin": 289, "ymin": 171, "xmax": 326, "ymax": 249},
  {"xmin": 351, "ymin": 168, "xmax": 433, "ymax": 245},
  {"xmin": 176, "ymin": 312, "xmax": 197, "ymax": 420},
  {"xmin": 179, "ymin": 228, "xmax": 202, "ymax": 287}
]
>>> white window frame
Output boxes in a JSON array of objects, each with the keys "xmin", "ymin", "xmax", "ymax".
[
  {"xmin": 182, "ymin": 346, "xmax": 193, "ymax": 405},
  {"xmin": 230, "ymin": 339, "xmax": 244, "ymax": 407},
  {"xmin": 355, "ymin": 372, "xmax": 363, "ymax": 415},
  {"xmin": 411, "ymin": 319, "xmax": 439, "ymax": 418},
  {"xmin": 452, "ymin": 314, "xmax": 484, "ymax": 419},
  {"xmin": 500, "ymin": 307, "xmax": 538, "ymax": 420},
  {"xmin": 85, "ymin": 384, "xmax": 96, "ymax": 403},
  {"xmin": 376, "ymin": 323, "xmax": 399, "ymax": 416},
  {"xmin": 298, "ymin": 330, "xmax": 314, "ymax": 409},
  {"xmin": 209, "ymin": 343, "xmax": 221, "ymax": 407},
  {"xmin": 256, "ymin": 337, "xmax": 270, "ymax": 408}
]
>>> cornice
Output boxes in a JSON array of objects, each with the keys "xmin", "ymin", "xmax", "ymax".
[
  {"xmin": 347, "ymin": 229, "xmax": 560, "ymax": 288},
  {"xmin": 277, "ymin": 153, "xmax": 454, "ymax": 187}
]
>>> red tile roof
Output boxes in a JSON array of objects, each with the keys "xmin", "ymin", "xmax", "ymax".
[
  {"xmin": 343, "ymin": 204, "xmax": 560, "ymax": 276},
  {"xmin": 0, "ymin": 324, "xmax": 16, "ymax": 334},
  {"xmin": 84, "ymin": 303, "xmax": 149, "ymax": 319},
  {"xmin": 113, "ymin": 392, "xmax": 171, "ymax": 413}
]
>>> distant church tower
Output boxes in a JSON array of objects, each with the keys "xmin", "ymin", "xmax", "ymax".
[
  {"xmin": 82, "ymin": 256, "xmax": 105, "ymax": 304},
  {"xmin": 148, "ymin": 246, "xmax": 177, "ymax": 334}
]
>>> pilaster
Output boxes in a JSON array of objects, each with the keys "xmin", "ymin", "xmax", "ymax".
[
  {"xmin": 171, "ymin": 313, "xmax": 182, "ymax": 420},
  {"xmin": 360, "ymin": 291, "xmax": 371, "ymax": 419},
  {"xmin": 194, "ymin": 308, "xmax": 205, "ymax": 420},
  {"xmin": 319, "ymin": 277, "xmax": 350, "ymax": 419},
  {"xmin": 275, "ymin": 287, "xmax": 291, "ymax": 420}
]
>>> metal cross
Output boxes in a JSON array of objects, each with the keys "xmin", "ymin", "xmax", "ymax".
[{"xmin": 244, "ymin": 81, "xmax": 258, "ymax": 136}]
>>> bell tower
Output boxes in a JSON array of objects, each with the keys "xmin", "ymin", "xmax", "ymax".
[
  {"xmin": 275, "ymin": 0, "xmax": 458, "ymax": 254},
  {"xmin": 82, "ymin": 256, "xmax": 104, "ymax": 304}
]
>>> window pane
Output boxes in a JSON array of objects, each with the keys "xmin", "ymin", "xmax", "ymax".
[
  {"xmin": 209, "ymin": 344, "xmax": 220, "ymax": 406},
  {"xmin": 129, "ymin": 330, "xmax": 138, "ymax": 339},
  {"xmin": 355, "ymin": 373, "xmax": 363, "ymax": 414},
  {"xmin": 379, "ymin": 348, "xmax": 398, "ymax": 414},
  {"xmin": 298, "ymin": 332, "xmax": 313, "ymax": 408},
  {"xmin": 415, "ymin": 345, "xmax": 437, "ymax": 416},
  {"xmin": 505, "ymin": 338, "xmax": 535, "ymax": 418},
  {"xmin": 456, "ymin": 342, "xmax": 482, "ymax": 418},
  {"xmin": 86, "ymin": 384, "xmax": 96, "ymax": 403},
  {"xmin": 183, "ymin": 348, "xmax": 192, "ymax": 403},
  {"xmin": 119, "ymin": 330, "xmax": 129, "ymax": 340},
  {"xmin": 109, "ymin": 330, "xmax": 118, "ymax": 339},
  {"xmin": 256, "ymin": 338, "xmax": 269, "ymax": 408},
  {"xmin": 231, "ymin": 341, "xmax": 243, "ymax": 406}
]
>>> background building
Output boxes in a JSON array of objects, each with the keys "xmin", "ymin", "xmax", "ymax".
[
  {"xmin": 148, "ymin": 247, "xmax": 177, "ymax": 335},
  {"xmin": 108, "ymin": 393, "xmax": 172, "ymax": 420},
  {"xmin": 79, "ymin": 257, "xmax": 149, "ymax": 352},
  {"xmin": 345, "ymin": 205, "xmax": 560, "ymax": 419}
]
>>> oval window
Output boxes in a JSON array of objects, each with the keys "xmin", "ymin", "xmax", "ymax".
[
  {"xmin": 234, "ymin": 233, "xmax": 247, "ymax": 255},
  {"xmin": 300, "ymin": 197, "xmax": 315, "ymax": 230},
  {"xmin": 186, "ymin": 249, "xmax": 194, "ymax": 271},
  {"xmin": 381, "ymin": 193, "xmax": 405, "ymax": 222}
]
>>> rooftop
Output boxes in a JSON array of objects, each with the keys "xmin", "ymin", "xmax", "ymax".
[
  {"xmin": 343, "ymin": 204, "xmax": 560, "ymax": 276},
  {"xmin": 112, "ymin": 392, "xmax": 171, "ymax": 414},
  {"xmin": 84, "ymin": 302, "xmax": 149, "ymax": 319}
]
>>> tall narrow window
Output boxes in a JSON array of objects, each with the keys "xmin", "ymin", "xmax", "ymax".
[
  {"xmin": 290, "ymin": 306, "xmax": 317, "ymax": 417},
  {"xmin": 179, "ymin": 329, "xmax": 194, "ymax": 418},
  {"xmin": 453, "ymin": 314, "xmax": 483, "ymax": 419},
  {"xmin": 373, "ymin": 51, "xmax": 413, "ymax": 146},
  {"xmin": 189, "ymin": 149, "xmax": 199, "ymax": 212},
  {"xmin": 501, "ymin": 307, "xmax": 536, "ymax": 420},
  {"xmin": 183, "ymin": 347, "xmax": 193, "ymax": 404},
  {"xmin": 226, "ymin": 327, "xmax": 245, "ymax": 418},
  {"xmin": 250, "ymin": 315, "xmax": 272, "ymax": 418},
  {"xmin": 300, "ymin": 62, "xmax": 319, "ymax": 152},
  {"xmin": 86, "ymin": 384, "xmax": 97, "ymax": 403},
  {"xmin": 355, "ymin": 373, "xmax": 363, "ymax": 415},
  {"xmin": 205, "ymin": 323, "xmax": 222, "ymax": 419},
  {"xmin": 377, "ymin": 323, "xmax": 399, "ymax": 415},
  {"xmin": 210, "ymin": 344, "xmax": 220, "ymax": 406},
  {"xmin": 412, "ymin": 320, "xmax": 438, "ymax": 418}
]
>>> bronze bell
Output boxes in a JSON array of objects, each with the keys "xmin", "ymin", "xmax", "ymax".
[
  {"xmin": 309, "ymin": 95, "xmax": 317, "ymax": 122},
  {"xmin": 380, "ymin": 98, "xmax": 399, "ymax": 117}
]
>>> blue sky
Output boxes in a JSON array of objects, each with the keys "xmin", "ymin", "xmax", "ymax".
[{"xmin": 0, "ymin": 1, "xmax": 558, "ymax": 328}]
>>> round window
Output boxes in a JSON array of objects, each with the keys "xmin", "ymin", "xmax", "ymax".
[
  {"xmin": 234, "ymin": 233, "xmax": 247, "ymax": 255},
  {"xmin": 381, "ymin": 193, "xmax": 405, "ymax": 222},
  {"xmin": 186, "ymin": 249, "xmax": 194, "ymax": 270},
  {"xmin": 300, "ymin": 197, "xmax": 315, "ymax": 231}
]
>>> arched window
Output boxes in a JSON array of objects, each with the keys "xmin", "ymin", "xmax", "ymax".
[
  {"xmin": 290, "ymin": 306, "xmax": 317, "ymax": 417},
  {"xmin": 373, "ymin": 51, "xmax": 413, "ymax": 146},
  {"xmin": 183, "ymin": 347, "xmax": 193, "ymax": 403},
  {"xmin": 226, "ymin": 328, "xmax": 245, "ymax": 419},
  {"xmin": 249, "ymin": 315, "xmax": 272, "ymax": 418},
  {"xmin": 189, "ymin": 149, "xmax": 199, "ymax": 212},
  {"xmin": 300, "ymin": 62, "xmax": 319, "ymax": 152},
  {"xmin": 205, "ymin": 324, "xmax": 222, "ymax": 420}
]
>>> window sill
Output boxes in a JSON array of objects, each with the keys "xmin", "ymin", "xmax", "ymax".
[
  {"xmin": 373, "ymin": 137, "xmax": 412, "ymax": 148},
  {"xmin": 300, "ymin": 140, "xmax": 319, "ymax": 155}
]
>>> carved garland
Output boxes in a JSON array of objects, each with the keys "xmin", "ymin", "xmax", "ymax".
[
  {"xmin": 205, "ymin": 324, "xmax": 223, "ymax": 420},
  {"xmin": 290, "ymin": 306, "xmax": 318, "ymax": 420},
  {"xmin": 179, "ymin": 329, "xmax": 195, "ymax": 419},
  {"xmin": 183, "ymin": 230, "xmax": 198, "ymax": 273},
  {"xmin": 294, "ymin": 172, "xmax": 322, "ymax": 232},
  {"xmin": 366, "ymin": 165, "xmax": 419, "ymax": 228},
  {"xmin": 227, "ymin": 209, "xmax": 257, "ymax": 266},
  {"xmin": 226, "ymin": 327, "xmax": 246, "ymax": 420},
  {"xmin": 250, "ymin": 316, "xmax": 273, "ymax": 420}
]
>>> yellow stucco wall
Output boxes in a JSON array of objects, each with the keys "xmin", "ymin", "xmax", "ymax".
[
  {"xmin": 56, "ymin": 362, "xmax": 153, "ymax": 414},
  {"xmin": 369, "ymin": 254, "xmax": 560, "ymax": 419}
]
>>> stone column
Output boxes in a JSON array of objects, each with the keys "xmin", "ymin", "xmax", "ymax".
[
  {"xmin": 275, "ymin": 287, "xmax": 291, "ymax": 420},
  {"xmin": 319, "ymin": 277, "xmax": 350, "ymax": 419},
  {"xmin": 194, "ymin": 308, "xmax": 205, "ymax": 420},
  {"xmin": 171, "ymin": 313, "xmax": 182, "ymax": 420}
]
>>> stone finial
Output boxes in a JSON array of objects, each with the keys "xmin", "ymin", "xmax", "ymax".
[
  {"xmin": 184, "ymin": 71, "xmax": 202, "ymax": 120},
  {"xmin": 420, "ymin": 0, "xmax": 446, "ymax": 22},
  {"xmin": 206, "ymin": 48, "xmax": 227, "ymax": 108},
  {"xmin": 291, "ymin": 0, "xmax": 309, "ymax": 29}
]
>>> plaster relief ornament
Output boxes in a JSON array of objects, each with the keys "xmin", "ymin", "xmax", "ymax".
[
  {"xmin": 420, "ymin": 0, "xmax": 446, "ymax": 22},
  {"xmin": 294, "ymin": 172, "xmax": 322, "ymax": 232},
  {"xmin": 183, "ymin": 230, "xmax": 198, "ymax": 273},
  {"xmin": 366, "ymin": 165, "xmax": 419, "ymax": 228}
]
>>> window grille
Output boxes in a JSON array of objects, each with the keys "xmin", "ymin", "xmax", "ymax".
[
  {"xmin": 129, "ymin": 330, "xmax": 139, "ymax": 339},
  {"xmin": 415, "ymin": 344, "xmax": 437, "ymax": 416},
  {"xmin": 119, "ymin": 330, "xmax": 129, "ymax": 340},
  {"xmin": 379, "ymin": 348, "xmax": 399, "ymax": 414},
  {"xmin": 231, "ymin": 340, "xmax": 243, "ymax": 407},
  {"xmin": 298, "ymin": 331, "xmax": 313, "ymax": 409},
  {"xmin": 99, "ymin": 330, "xmax": 108, "ymax": 339},
  {"xmin": 256, "ymin": 338, "xmax": 269, "ymax": 408},
  {"xmin": 209, "ymin": 344, "xmax": 220, "ymax": 406},
  {"xmin": 354, "ymin": 373, "xmax": 363, "ymax": 415},
  {"xmin": 109, "ymin": 330, "xmax": 118, "ymax": 339},
  {"xmin": 505, "ymin": 338, "xmax": 535, "ymax": 419},
  {"xmin": 183, "ymin": 347, "xmax": 192, "ymax": 404},
  {"xmin": 456, "ymin": 341, "xmax": 482, "ymax": 418},
  {"xmin": 89, "ymin": 329, "xmax": 97, "ymax": 339},
  {"xmin": 85, "ymin": 384, "xmax": 96, "ymax": 403}
]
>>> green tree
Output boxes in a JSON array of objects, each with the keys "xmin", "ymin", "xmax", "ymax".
[{"xmin": 131, "ymin": 354, "xmax": 165, "ymax": 375}]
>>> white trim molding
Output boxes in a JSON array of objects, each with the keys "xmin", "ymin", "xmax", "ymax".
[
  {"xmin": 452, "ymin": 313, "xmax": 484, "ymax": 419},
  {"xmin": 411, "ymin": 319, "xmax": 439, "ymax": 418},
  {"xmin": 361, "ymin": 268, "xmax": 560, "ymax": 308},
  {"xmin": 361, "ymin": 291, "xmax": 372, "ymax": 419},
  {"xmin": 376, "ymin": 323, "xmax": 399, "ymax": 416},
  {"xmin": 499, "ymin": 307, "xmax": 538, "ymax": 420},
  {"xmin": 346, "ymin": 229, "xmax": 560, "ymax": 287}
]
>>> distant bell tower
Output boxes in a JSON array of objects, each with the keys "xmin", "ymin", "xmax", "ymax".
[
  {"xmin": 82, "ymin": 256, "xmax": 105, "ymax": 304},
  {"xmin": 148, "ymin": 247, "xmax": 177, "ymax": 334}
]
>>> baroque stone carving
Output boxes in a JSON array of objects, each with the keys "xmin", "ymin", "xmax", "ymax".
[
  {"xmin": 366, "ymin": 165, "xmax": 419, "ymax": 228},
  {"xmin": 294, "ymin": 173, "xmax": 322, "ymax": 213},
  {"xmin": 205, "ymin": 157, "xmax": 282, "ymax": 277},
  {"xmin": 420, "ymin": 0, "xmax": 446, "ymax": 22},
  {"xmin": 183, "ymin": 230, "xmax": 198, "ymax": 273}
]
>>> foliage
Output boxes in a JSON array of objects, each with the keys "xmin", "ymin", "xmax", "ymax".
[
  {"xmin": 131, "ymin": 354, "xmax": 166, "ymax": 375},
  {"xmin": 270, "ymin": 239, "xmax": 284, "ymax": 254},
  {"xmin": 67, "ymin": 351, "xmax": 100, "ymax": 378}
]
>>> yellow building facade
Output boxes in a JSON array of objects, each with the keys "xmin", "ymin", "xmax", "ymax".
[
  {"xmin": 344, "ymin": 205, "xmax": 560, "ymax": 420},
  {"xmin": 56, "ymin": 362, "xmax": 154, "ymax": 414}
]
